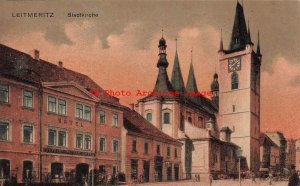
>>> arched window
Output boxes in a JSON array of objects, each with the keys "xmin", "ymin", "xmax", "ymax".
[
  {"xmin": 146, "ymin": 113, "xmax": 152, "ymax": 122},
  {"xmin": 231, "ymin": 72, "xmax": 239, "ymax": 90}
]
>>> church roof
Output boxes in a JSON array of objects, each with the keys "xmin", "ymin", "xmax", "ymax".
[
  {"xmin": 123, "ymin": 107, "xmax": 182, "ymax": 145},
  {"xmin": 0, "ymin": 43, "xmax": 120, "ymax": 106},
  {"xmin": 171, "ymin": 50, "xmax": 185, "ymax": 95}
]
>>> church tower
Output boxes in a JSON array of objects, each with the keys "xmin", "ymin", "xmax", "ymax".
[{"xmin": 218, "ymin": 2, "xmax": 261, "ymax": 171}]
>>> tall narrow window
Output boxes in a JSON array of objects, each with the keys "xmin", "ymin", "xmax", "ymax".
[
  {"xmin": 231, "ymin": 72, "xmax": 239, "ymax": 90},
  {"xmin": 23, "ymin": 90, "xmax": 33, "ymax": 108},
  {"xmin": 99, "ymin": 111, "xmax": 106, "ymax": 124},
  {"xmin": 144, "ymin": 142, "xmax": 148, "ymax": 155},
  {"xmin": 232, "ymin": 105, "xmax": 236, "ymax": 112},
  {"xmin": 76, "ymin": 134, "xmax": 83, "ymax": 148},
  {"xmin": 167, "ymin": 146, "xmax": 171, "ymax": 157},
  {"xmin": 146, "ymin": 113, "xmax": 152, "ymax": 122},
  {"xmin": 175, "ymin": 148, "xmax": 178, "ymax": 158},
  {"xmin": 48, "ymin": 129, "xmax": 56, "ymax": 145},
  {"xmin": 23, "ymin": 125, "xmax": 33, "ymax": 143},
  {"xmin": 132, "ymin": 140, "xmax": 137, "ymax": 152},
  {"xmin": 84, "ymin": 134, "xmax": 91, "ymax": 150},
  {"xmin": 76, "ymin": 104, "xmax": 83, "ymax": 119},
  {"xmin": 48, "ymin": 96, "xmax": 56, "ymax": 113},
  {"xmin": 99, "ymin": 137, "xmax": 106, "ymax": 152},
  {"xmin": 0, "ymin": 84, "xmax": 9, "ymax": 103},
  {"xmin": 0, "ymin": 122, "xmax": 9, "ymax": 141},
  {"xmin": 113, "ymin": 139, "xmax": 119, "ymax": 153},
  {"xmin": 58, "ymin": 131, "xmax": 66, "ymax": 147},
  {"xmin": 84, "ymin": 106, "xmax": 91, "ymax": 121},
  {"xmin": 163, "ymin": 112, "xmax": 170, "ymax": 124},
  {"xmin": 156, "ymin": 145, "xmax": 160, "ymax": 155},
  {"xmin": 58, "ymin": 99, "xmax": 66, "ymax": 115},
  {"xmin": 113, "ymin": 113, "xmax": 118, "ymax": 127}
]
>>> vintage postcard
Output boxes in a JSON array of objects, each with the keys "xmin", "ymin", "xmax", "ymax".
[{"xmin": 0, "ymin": 0, "xmax": 299, "ymax": 186}]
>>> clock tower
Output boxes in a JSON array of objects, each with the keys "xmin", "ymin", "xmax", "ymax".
[{"xmin": 218, "ymin": 2, "xmax": 261, "ymax": 171}]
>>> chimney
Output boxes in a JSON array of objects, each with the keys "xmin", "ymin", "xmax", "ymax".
[
  {"xmin": 33, "ymin": 49, "xmax": 40, "ymax": 60},
  {"xmin": 58, "ymin": 61, "xmax": 63, "ymax": 68}
]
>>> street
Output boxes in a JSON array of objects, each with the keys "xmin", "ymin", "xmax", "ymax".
[{"xmin": 134, "ymin": 179, "xmax": 288, "ymax": 186}]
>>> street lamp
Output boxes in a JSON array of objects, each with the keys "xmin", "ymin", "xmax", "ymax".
[{"xmin": 236, "ymin": 148, "xmax": 243, "ymax": 186}]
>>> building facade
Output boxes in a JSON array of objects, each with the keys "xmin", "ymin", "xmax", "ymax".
[
  {"xmin": 286, "ymin": 139, "xmax": 296, "ymax": 169},
  {"xmin": 121, "ymin": 107, "xmax": 183, "ymax": 183},
  {"xmin": 0, "ymin": 44, "xmax": 124, "ymax": 184},
  {"xmin": 260, "ymin": 133, "xmax": 280, "ymax": 172},
  {"xmin": 295, "ymin": 140, "xmax": 300, "ymax": 171},
  {"xmin": 264, "ymin": 132, "xmax": 287, "ymax": 173},
  {"xmin": 217, "ymin": 2, "xmax": 261, "ymax": 172}
]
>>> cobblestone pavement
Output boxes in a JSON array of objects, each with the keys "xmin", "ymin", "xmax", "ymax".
[{"xmin": 130, "ymin": 179, "xmax": 288, "ymax": 186}]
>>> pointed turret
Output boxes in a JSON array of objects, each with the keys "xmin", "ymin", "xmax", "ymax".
[
  {"xmin": 257, "ymin": 31, "xmax": 261, "ymax": 56},
  {"xmin": 219, "ymin": 29, "xmax": 224, "ymax": 52},
  {"xmin": 153, "ymin": 31, "xmax": 174, "ymax": 92},
  {"xmin": 247, "ymin": 19, "xmax": 253, "ymax": 45},
  {"xmin": 171, "ymin": 38, "xmax": 185, "ymax": 96},
  {"xmin": 186, "ymin": 50, "xmax": 198, "ymax": 93},
  {"xmin": 229, "ymin": 2, "xmax": 248, "ymax": 51}
]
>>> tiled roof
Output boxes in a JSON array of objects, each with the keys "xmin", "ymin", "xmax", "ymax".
[
  {"xmin": 0, "ymin": 43, "xmax": 120, "ymax": 105},
  {"xmin": 123, "ymin": 107, "xmax": 182, "ymax": 146}
]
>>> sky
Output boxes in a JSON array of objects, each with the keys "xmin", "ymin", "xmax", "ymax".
[{"xmin": 0, "ymin": 0, "xmax": 299, "ymax": 138}]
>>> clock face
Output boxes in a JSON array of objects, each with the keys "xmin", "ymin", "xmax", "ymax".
[{"xmin": 228, "ymin": 56, "xmax": 241, "ymax": 72}]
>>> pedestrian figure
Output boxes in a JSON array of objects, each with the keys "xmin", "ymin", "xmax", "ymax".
[
  {"xmin": 251, "ymin": 171, "xmax": 256, "ymax": 183},
  {"xmin": 209, "ymin": 174, "xmax": 213, "ymax": 186},
  {"xmin": 198, "ymin": 174, "xmax": 200, "ymax": 182},
  {"xmin": 288, "ymin": 165, "xmax": 299, "ymax": 186},
  {"xmin": 268, "ymin": 172, "xmax": 273, "ymax": 185}
]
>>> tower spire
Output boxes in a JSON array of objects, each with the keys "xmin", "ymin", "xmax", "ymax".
[
  {"xmin": 154, "ymin": 34, "xmax": 174, "ymax": 92},
  {"xmin": 229, "ymin": 1, "xmax": 248, "ymax": 51},
  {"xmin": 247, "ymin": 18, "xmax": 253, "ymax": 45},
  {"xmin": 219, "ymin": 29, "xmax": 224, "ymax": 52},
  {"xmin": 257, "ymin": 31, "xmax": 261, "ymax": 56},
  {"xmin": 171, "ymin": 38, "xmax": 185, "ymax": 96},
  {"xmin": 186, "ymin": 48, "xmax": 198, "ymax": 93}
]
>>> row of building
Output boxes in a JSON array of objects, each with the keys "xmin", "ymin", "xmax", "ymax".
[
  {"xmin": 260, "ymin": 132, "xmax": 300, "ymax": 175},
  {"xmin": 0, "ymin": 44, "xmax": 182, "ymax": 184}
]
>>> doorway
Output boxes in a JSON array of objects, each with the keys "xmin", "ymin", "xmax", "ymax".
[{"xmin": 75, "ymin": 163, "xmax": 89, "ymax": 184}]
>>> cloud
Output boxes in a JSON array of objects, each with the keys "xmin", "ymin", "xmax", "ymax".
[{"xmin": 261, "ymin": 57, "xmax": 300, "ymax": 138}]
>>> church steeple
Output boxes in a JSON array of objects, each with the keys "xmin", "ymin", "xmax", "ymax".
[
  {"xmin": 171, "ymin": 38, "xmax": 185, "ymax": 96},
  {"xmin": 247, "ymin": 19, "xmax": 253, "ymax": 45},
  {"xmin": 153, "ymin": 31, "xmax": 174, "ymax": 92},
  {"xmin": 219, "ymin": 29, "xmax": 224, "ymax": 52},
  {"xmin": 186, "ymin": 49, "xmax": 198, "ymax": 93},
  {"xmin": 257, "ymin": 31, "xmax": 261, "ymax": 56},
  {"xmin": 229, "ymin": 1, "xmax": 248, "ymax": 51}
]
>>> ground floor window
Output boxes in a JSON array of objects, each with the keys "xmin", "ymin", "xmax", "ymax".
[
  {"xmin": 0, "ymin": 159, "xmax": 10, "ymax": 179},
  {"xmin": 131, "ymin": 160, "xmax": 138, "ymax": 180},
  {"xmin": 51, "ymin": 162, "xmax": 64, "ymax": 178},
  {"xmin": 99, "ymin": 165, "xmax": 106, "ymax": 174},
  {"xmin": 23, "ymin": 161, "xmax": 33, "ymax": 182}
]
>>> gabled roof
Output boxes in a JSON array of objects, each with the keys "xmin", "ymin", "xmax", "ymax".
[
  {"xmin": 260, "ymin": 133, "xmax": 279, "ymax": 147},
  {"xmin": 123, "ymin": 107, "xmax": 182, "ymax": 146},
  {"xmin": 0, "ymin": 43, "xmax": 120, "ymax": 106}
]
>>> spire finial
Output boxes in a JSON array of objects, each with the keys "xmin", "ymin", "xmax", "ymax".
[
  {"xmin": 257, "ymin": 30, "xmax": 261, "ymax": 55},
  {"xmin": 219, "ymin": 29, "xmax": 224, "ymax": 51},
  {"xmin": 191, "ymin": 47, "xmax": 193, "ymax": 64},
  {"xmin": 175, "ymin": 37, "xmax": 178, "ymax": 51},
  {"xmin": 162, "ymin": 28, "xmax": 164, "ymax": 38}
]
